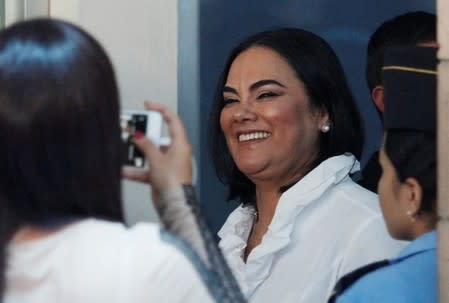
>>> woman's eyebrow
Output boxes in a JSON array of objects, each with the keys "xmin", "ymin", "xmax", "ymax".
[
  {"xmin": 222, "ymin": 86, "xmax": 237, "ymax": 94},
  {"xmin": 222, "ymin": 79, "xmax": 286, "ymax": 95},
  {"xmin": 249, "ymin": 79, "xmax": 286, "ymax": 91}
]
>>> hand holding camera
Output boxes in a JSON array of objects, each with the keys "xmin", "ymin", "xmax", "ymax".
[
  {"xmin": 122, "ymin": 101, "xmax": 193, "ymax": 194},
  {"xmin": 120, "ymin": 108, "xmax": 163, "ymax": 168}
]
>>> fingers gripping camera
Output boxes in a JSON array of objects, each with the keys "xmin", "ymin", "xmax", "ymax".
[{"xmin": 120, "ymin": 110, "xmax": 163, "ymax": 168}]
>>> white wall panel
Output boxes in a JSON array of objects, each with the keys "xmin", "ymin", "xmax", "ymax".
[{"xmin": 50, "ymin": 0, "xmax": 179, "ymax": 224}]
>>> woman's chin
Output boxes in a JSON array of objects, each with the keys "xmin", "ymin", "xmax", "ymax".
[{"xmin": 236, "ymin": 161, "xmax": 272, "ymax": 180}]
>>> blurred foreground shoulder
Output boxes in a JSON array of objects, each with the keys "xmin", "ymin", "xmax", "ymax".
[{"xmin": 116, "ymin": 221, "xmax": 216, "ymax": 303}]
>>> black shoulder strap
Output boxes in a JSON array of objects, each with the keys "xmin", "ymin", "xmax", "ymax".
[{"xmin": 327, "ymin": 259, "xmax": 389, "ymax": 303}]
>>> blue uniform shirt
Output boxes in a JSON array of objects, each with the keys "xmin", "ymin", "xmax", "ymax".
[{"xmin": 336, "ymin": 230, "xmax": 436, "ymax": 303}]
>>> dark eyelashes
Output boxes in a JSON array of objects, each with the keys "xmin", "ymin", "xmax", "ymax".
[
  {"xmin": 222, "ymin": 91, "xmax": 280, "ymax": 105},
  {"xmin": 257, "ymin": 92, "xmax": 278, "ymax": 99},
  {"xmin": 222, "ymin": 98, "xmax": 239, "ymax": 105}
]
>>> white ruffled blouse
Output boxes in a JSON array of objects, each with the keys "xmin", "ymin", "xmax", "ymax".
[{"xmin": 218, "ymin": 154, "xmax": 406, "ymax": 303}]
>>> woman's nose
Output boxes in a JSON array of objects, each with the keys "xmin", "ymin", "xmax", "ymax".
[{"xmin": 232, "ymin": 102, "xmax": 257, "ymax": 122}]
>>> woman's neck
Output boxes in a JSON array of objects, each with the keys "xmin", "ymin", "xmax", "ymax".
[
  {"xmin": 243, "ymin": 185, "xmax": 282, "ymax": 262},
  {"xmin": 408, "ymin": 216, "xmax": 436, "ymax": 241},
  {"xmin": 254, "ymin": 186, "xmax": 282, "ymax": 224}
]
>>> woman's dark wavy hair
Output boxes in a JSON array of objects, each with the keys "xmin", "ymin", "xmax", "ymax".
[
  {"xmin": 209, "ymin": 28, "xmax": 364, "ymax": 205},
  {"xmin": 384, "ymin": 130, "xmax": 437, "ymax": 224},
  {"xmin": 0, "ymin": 19, "xmax": 123, "ymax": 297}
]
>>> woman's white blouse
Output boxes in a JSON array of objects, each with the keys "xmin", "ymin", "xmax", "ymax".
[
  {"xmin": 5, "ymin": 219, "xmax": 214, "ymax": 303},
  {"xmin": 218, "ymin": 154, "xmax": 406, "ymax": 303}
]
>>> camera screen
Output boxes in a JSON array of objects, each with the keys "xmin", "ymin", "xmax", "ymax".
[{"xmin": 120, "ymin": 113, "xmax": 148, "ymax": 168}]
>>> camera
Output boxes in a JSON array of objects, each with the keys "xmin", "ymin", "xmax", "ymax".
[{"xmin": 120, "ymin": 110, "xmax": 163, "ymax": 168}]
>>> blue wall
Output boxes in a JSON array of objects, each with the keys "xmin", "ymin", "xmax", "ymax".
[{"xmin": 199, "ymin": 0, "xmax": 435, "ymax": 235}]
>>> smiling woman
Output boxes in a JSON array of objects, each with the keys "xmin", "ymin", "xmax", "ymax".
[
  {"xmin": 220, "ymin": 46, "xmax": 327, "ymax": 192},
  {"xmin": 208, "ymin": 28, "xmax": 406, "ymax": 303}
]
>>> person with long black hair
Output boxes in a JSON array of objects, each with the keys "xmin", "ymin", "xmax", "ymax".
[
  {"xmin": 0, "ymin": 19, "xmax": 244, "ymax": 303},
  {"xmin": 208, "ymin": 28, "xmax": 405, "ymax": 302}
]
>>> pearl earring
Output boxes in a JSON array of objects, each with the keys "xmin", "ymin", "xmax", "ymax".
[
  {"xmin": 406, "ymin": 210, "xmax": 416, "ymax": 222},
  {"xmin": 321, "ymin": 124, "xmax": 330, "ymax": 133}
]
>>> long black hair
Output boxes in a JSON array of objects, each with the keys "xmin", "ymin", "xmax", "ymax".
[
  {"xmin": 0, "ymin": 19, "xmax": 123, "ymax": 296},
  {"xmin": 209, "ymin": 28, "xmax": 363, "ymax": 205}
]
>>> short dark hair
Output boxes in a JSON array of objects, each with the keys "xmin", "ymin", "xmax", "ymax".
[
  {"xmin": 366, "ymin": 11, "xmax": 436, "ymax": 94},
  {"xmin": 0, "ymin": 19, "xmax": 124, "ymax": 226},
  {"xmin": 209, "ymin": 28, "xmax": 363, "ymax": 205},
  {"xmin": 384, "ymin": 130, "xmax": 436, "ymax": 226}
]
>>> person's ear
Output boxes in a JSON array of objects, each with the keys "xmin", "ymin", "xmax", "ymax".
[
  {"xmin": 402, "ymin": 177, "xmax": 423, "ymax": 220},
  {"xmin": 317, "ymin": 109, "xmax": 331, "ymax": 133},
  {"xmin": 371, "ymin": 85, "xmax": 385, "ymax": 113},
  {"xmin": 317, "ymin": 106, "xmax": 330, "ymax": 126}
]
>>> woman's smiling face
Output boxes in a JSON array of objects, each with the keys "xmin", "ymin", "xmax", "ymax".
[{"xmin": 219, "ymin": 46, "xmax": 328, "ymax": 186}]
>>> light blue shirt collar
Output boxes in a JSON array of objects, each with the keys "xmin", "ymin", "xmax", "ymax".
[{"xmin": 392, "ymin": 230, "xmax": 436, "ymax": 264}]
